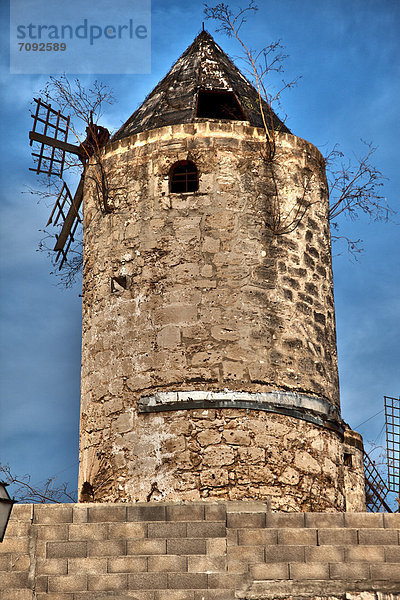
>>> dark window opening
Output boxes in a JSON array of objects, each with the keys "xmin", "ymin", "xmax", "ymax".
[
  {"xmin": 111, "ymin": 275, "xmax": 129, "ymax": 293},
  {"xmin": 196, "ymin": 90, "xmax": 246, "ymax": 121},
  {"xmin": 344, "ymin": 453, "xmax": 353, "ymax": 468},
  {"xmin": 170, "ymin": 160, "xmax": 198, "ymax": 193}
]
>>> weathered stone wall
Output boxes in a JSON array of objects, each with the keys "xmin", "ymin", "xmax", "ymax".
[
  {"xmin": 78, "ymin": 121, "xmax": 354, "ymax": 505},
  {"xmin": 1, "ymin": 503, "xmax": 399, "ymax": 600},
  {"xmin": 84, "ymin": 408, "xmax": 348, "ymax": 509}
]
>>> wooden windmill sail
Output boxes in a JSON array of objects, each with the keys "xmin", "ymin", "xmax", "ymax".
[{"xmin": 29, "ymin": 97, "xmax": 109, "ymax": 268}]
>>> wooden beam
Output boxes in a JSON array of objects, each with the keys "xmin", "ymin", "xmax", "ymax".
[
  {"xmin": 29, "ymin": 130, "xmax": 86, "ymax": 158},
  {"xmin": 54, "ymin": 175, "xmax": 84, "ymax": 252}
]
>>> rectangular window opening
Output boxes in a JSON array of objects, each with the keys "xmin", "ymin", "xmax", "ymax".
[{"xmin": 196, "ymin": 90, "xmax": 246, "ymax": 121}]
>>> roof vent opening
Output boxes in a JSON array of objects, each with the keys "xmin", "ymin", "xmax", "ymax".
[
  {"xmin": 196, "ymin": 90, "xmax": 246, "ymax": 121},
  {"xmin": 169, "ymin": 160, "xmax": 199, "ymax": 194}
]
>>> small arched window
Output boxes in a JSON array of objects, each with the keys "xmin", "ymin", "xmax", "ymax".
[{"xmin": 169, "ymin": 160, "xmax": 199, "ymax": 193}]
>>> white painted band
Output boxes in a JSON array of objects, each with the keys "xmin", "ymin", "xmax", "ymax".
[{"xmin": 139, "ymin": 389, "xmax": 339, "ymax": 422}]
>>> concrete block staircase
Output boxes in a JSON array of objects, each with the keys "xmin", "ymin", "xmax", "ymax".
[{"xmin": 1, "ymin": 502, "xmax": 399, "ymax": 599}]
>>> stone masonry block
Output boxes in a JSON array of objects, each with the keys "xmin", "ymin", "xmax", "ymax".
[
  {"xmin": 73, "ymin": 505, "xmax": 88, "ymax": 523},
  {"xmin": 4, "ymin": 520, "xmax": 30, "ymax": 537},
  {"xmin": 345, "ymin": 545, "xmax": 385, "ymax": 562},
  {"xmin": 0, "ymin": 537, "xmax": 29, "ymax": 554},
  {"xmin": 130, "ymin": 592, "xmax": 156, "ymax": 600},
  {"xmin": 87, "ymin": 573, "xmax": 128, "ymax": 591},
  {"xmin": 250, "ymin": 562, "xmax": 289, "ymax": 580},
  {"xmin": 47, "ymin": 541, "xmax": 87, "ymax": 559},
  {"xmin": 370, "ymin": 563, "xmax": 400, "ymax": 581},
  {"xmin": 8, "ymin": 555, "xmax": 29, "ymax": 573},
  {"xmin": 2, "ymin": 591, "xmax": 33, "ymax": 600},
  {"xmin": 383, "ymin": 513, "xmax": 400, "ymax": 528},
  {"xmin": 265, "ymin": 513, "xmax": 305, "ymax": 528},
  {"xmin": 34, "ymin": 506, "xmax": 73, "ymax": 525},
  {"xmin": 128, "ymin": 573, "xmax": 168, "ymax": 589},
  {"xmin": 87, "ymin": 539, "xmax": 126, "ymax": 556},
  {"xmin": 188, "ymin": 556, "xmax": 226, "ymax": 573},
  {"xmin": 207, "ymin": 538, "xmax": 227, "ymax": 556},
  {"xmin": 10, "ymin": 555, "xmax": 30, "ymax": 572},
  {"xmin": 157, "ymin": 591, "xmax": 194, "ymax": 600},
  {"xmin": 189, "ymin": 522, "xmax": 226, "ymax": 538},
  {"xmin": 227, "ymin": 513, "xmax": 265, "ymax": 529},
  {"xmin": 385, "ymin": 546, "xmax": 400, "ymax": 562},
  {"xmin": 358, "ymin": 529, "xmax": 399, "ymax": 545},
  {"xmin": 238, "ymin": 529, "xmax": 278, "ymax": 546},
  {"xmin": 194, "ymin": 591, "xmax": 235, "ymax": 600},
  {"xmin": 36, "ymin": 558, "xmax": 68, "ymax": 576},
  {"xmin": 166, "ymin": 505, "xmax": 204, "ymax": 522},
  {"xmin": 168, "ymin": 573, "xmax": 208, "ymax": 589},
  {"xmin": 148, "ymin": 555, "xmax": 187, "ymax": 572},
  {"xmin": 344, "ymin": 513, "xmax": 383, "ymax": 528},
  {"xmin": 265, "ymin": 545, "xmax": 305, "ymax": 563},
  {"xmin": 227, "ymin": 559, "xmax": 248, "ymax": 574},
  {"xmin": 68, "ymin": 557, "xmax": 108, "ymax": 574},
  {"xmin": 127, "ymin": 539, "xmax": 167, "ymax": 555},
  {"xmin": 0, "ymin": 555, "xmax": 11, "ymax": 571},
  {"xmin": 237, "ymin": 528, "xmax": 278, "ymax": 546},
  {"xmin": 73, "ymin": 594, "xmax": 153, "ymax": 600},
  {"xmin": 35, "ymin": 575, "xmax": 48, "ymax": 592},
  {"xmin": 305, "ymin": 546, "xmax": 344, "ymax": 563},
  {"xmin": 0, "ymin": 571, "xmax": 29, "ymax": 589},
  {"xmin": 68, "ymin": 523, "xmax": 108, "ymax": 541},
  {"xmin": 108, "ymin": 522, "xmax": 147, "ymax": 539},
  {"xmin": 34, "ymin": 539, "xmax": 47, "ymax": 559},
  {"xmin": 9, "ymin": 504, "xmax": 33, "ymax": 521},
  {"xmin": 148, "ymin": 522, "xmax": 186, "ymax": 538},
  {"xmin": 205, "ymin": 504, "xmax": 226, "ymax": 521},
  {"xmin": 167, "ymin": 539, "xmax": 206, "ymax": 555},
  {"xmin": 207, "ymin": 573, "xmax": 249, "ymax": 589},
  {"xmin": 36, "ymin": 525, "xmax": 68, "ymax": 541},
  {"xmin": 48, "ymin": 574, "xmax": 87, "ymax": 592},
  {"xmin": 304, "ymin": 513, "xmax": 344, "ymax": 528},
  {"xmin": 318, "ymin": 528, "xmax": 358, "ymax": 545},
  {"xmin": 155, "ymin": 305, "xmax": 198, "ymax": 326},
  {"xmin": 226, "ymin": 529, "xmax": 237, "ymax": 547},
  {"xmin": 128, "ymin": 505, "xmax": 167, "ymax": 522},
  {"xmin": 108, "ymin": 556, "xmax": 147, "ymax": 573},
  {"xmin": 290, "ymin": 562, "xmax": 329, "ymax": 580},
  {"xmin": 228, "ymin": 546, "xmax": 264, "ymax": 563},
  {"xmin": 278, "ymin": 528, "xmax": 317, "ymax": 545},
  {"xmin": 88, "ymin": 505, "xmax": 127, "ymax": 522},
  {"xmin": 202, "ymin": 236, "xmax": 221, "ymax": 254},
  {"xmin": 329, "ymin": 562, "xmax": 370, "ymax": 580}
]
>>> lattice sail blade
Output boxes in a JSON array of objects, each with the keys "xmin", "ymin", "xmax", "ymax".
[
  {"xmin": 29, "ymin": 97, "xmax": 77, "ymax": 178},
  {"xmin": 44, "ymin": 175, "xmax": 84, "ymax": 269},
  {"xmin": 363, "ymin": 451, "xmax": 392, "ymax": 513},
  {"xmin": 385, "ymin": 396, "xmax": 400, "ymax": 495}
]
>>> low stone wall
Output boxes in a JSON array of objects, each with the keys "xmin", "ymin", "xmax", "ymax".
[{"xmin": 1, "ymin": 502, "xmax": 399, "ymax": 600}]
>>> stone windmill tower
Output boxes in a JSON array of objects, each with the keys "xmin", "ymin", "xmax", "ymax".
[{"xmin": 78, "ymin": 31, "xmax": 365, "ymax": 511}]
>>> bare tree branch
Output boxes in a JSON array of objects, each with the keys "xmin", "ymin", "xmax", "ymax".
[
  {"xmin": 0, "ymin": 464, "xmax": 77, "ymax": 504},
  {"xmin": 205, "ymin": 3, "xmax": 393, "ymax": 253}
]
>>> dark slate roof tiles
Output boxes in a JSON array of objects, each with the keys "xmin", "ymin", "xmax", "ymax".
[{"xmin": 112, "ymin": 30, "xmax": 291, "ymax": 141}]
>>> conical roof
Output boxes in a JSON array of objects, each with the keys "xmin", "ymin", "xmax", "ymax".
[{"xmin": 113, "ymin": 30, "xmax": 291, "ymax": 140}]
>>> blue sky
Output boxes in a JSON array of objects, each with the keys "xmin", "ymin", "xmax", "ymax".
[{"xmin": 0, "ymin": 0, "xmax": 399, "ymax": 505}]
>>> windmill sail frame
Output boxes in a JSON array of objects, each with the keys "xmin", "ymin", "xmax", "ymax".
[
  {"xmin": 29, "ymin": 98, "xmax": 86, "ymax": 178},
  {"xmin": 363, "ymin": 451, "xmax": 392, "ymax": 512},
  {"xmin": 385, "ymin": 395, "xmax": 400, "ymax": 496}
]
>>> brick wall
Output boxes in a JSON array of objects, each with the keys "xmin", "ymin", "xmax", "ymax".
[{"xmin": 1, "ymin": 502, "xmax": 399, "ymax": 600}]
